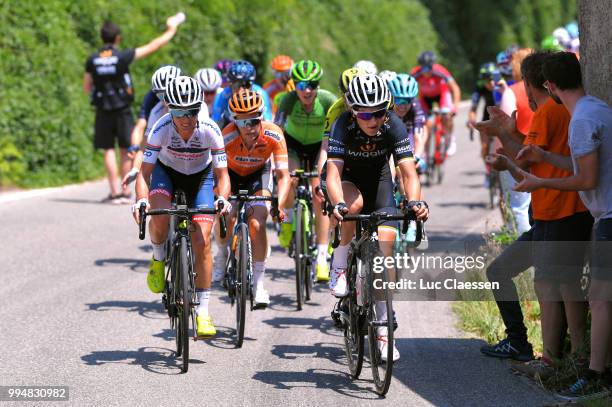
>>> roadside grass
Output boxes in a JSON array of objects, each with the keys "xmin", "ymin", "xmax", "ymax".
[{"xmin": 452, "ymin": 228, "xmax": 610, "ymax": 405}]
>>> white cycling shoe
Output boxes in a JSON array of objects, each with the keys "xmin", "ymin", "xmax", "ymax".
[
  {"xmin": 329, "ymin": 268, "xmax": 348, "ymax": 297},
  {"xmin": 254, "ymin": 287, "xmax": 270, "ymax": 308},
  {"xmin": 377, "ymin": 333, "xmax": 400, "ymax": 362},
  {"xmin": 446, "ymin": 135, "xmax": 457, "ymax": 156}
]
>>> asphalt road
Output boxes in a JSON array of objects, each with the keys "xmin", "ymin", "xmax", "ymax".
[{"xmin": 0, "ymin": 105, "xmax": 556, "ymax": 406}]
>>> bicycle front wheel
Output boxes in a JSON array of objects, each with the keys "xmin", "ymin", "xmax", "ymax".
[
  {"xmin": 344, "ymin": 256, "xmax": 364, "ymax": 378},
  {"xmin": 294, "ymin": 202, "xmax": 305, "ymax": 310},
  {"xmin": 178, "ymin": 236, "xmax": 191, "ymax": 373},
  {"xmin": 365, "ymin": 244, "xmax": 394, "ymax": 395},
  {"xmin": 235, "ymin": 223, "xmax": 249, "ymax": 348}
]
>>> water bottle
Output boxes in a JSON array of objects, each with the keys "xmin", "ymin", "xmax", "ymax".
[
  {"xmin": 356, "ymin": 262, "xmax": 365, "ymax": 306},
  {"xmin": 406, "ymin": 220, "xmax": 417, "ymax": 243}
]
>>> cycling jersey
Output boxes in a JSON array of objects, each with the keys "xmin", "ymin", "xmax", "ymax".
[
  {"xmin": 211, "ymin": 84, "xmax": 273, "ymax": 126},
  {"xmin": 275, "ymin": 89, "xmax": 337, "ymax": 145},
  {"xmin": 144, "ymin": 114, "xmax": 227, "ymax": 175},
  {"xmin": 139, "ymin": 90, "xmax": 159, "ymax": 120},
  {"xmin": 410, "ymin": 63, "xmax": 454, "ymax": 98},
  {"xmin": 263, "ymin": 80, "xmax": 286, "ymax": 108},
  {"xmin": 145, "ymin": 101, "xmax": 209, "ymax": 137},
  {"xmin": 222, "ymin": 121, "xmax": 288, "ymax": 177},
  {"xmin": 327, "ymin": 111, "xmax": 414, "ymax": 170},
  {"xmin": 323, "ymin": 98, "xmax": 347, "ymax": 138},
  {"xmin": 399, "ymin": 100, "xmax": 427, "ymax": 146},
  {"xmin": 470, "ymin": 85, "xmax": 495, "ymax": 121}
]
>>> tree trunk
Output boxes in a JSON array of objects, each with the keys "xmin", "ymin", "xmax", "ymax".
[{"xmin": 578, "ymin": 0, "xmax": 612, "ymax": 105}]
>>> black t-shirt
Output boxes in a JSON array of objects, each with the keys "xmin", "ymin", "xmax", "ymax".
[
  {"xmin": 85, "ymin": 45, "xmax": 136, "ymax": 111},
  {"xmin": 327, "ymin": 111, "xmax": 414, "ymax": 172},
  {"xmin": 470, "ymin": 85, "xmax": 495, "ymax": 121},
  {"xmin": 139, "ymin": 90, "xmax": 159, "ymax": 120}
]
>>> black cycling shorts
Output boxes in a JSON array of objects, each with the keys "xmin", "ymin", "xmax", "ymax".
[
  {"xmin": 228, "ymin": 161, "xmax": 273, "ymax": 195},
  {"xmin": 94, "ymin": 106, "xmax": 134, "ymax": 149},
  {"xmin": 285, "ymin": 132, "xmax": 321, "ymax": 171}
]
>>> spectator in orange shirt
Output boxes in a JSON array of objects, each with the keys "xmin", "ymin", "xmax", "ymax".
[{"xmin": 476, "ymin": 51, "xmax": 593, "ymax": 378}]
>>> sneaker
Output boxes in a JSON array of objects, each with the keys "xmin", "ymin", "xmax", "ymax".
[
  {"xmin": 147, "ymin": 258, "xmax": 165, "ymax": 293},
  {"xmin": 102, "ymin": 193, "xmax": 124, "ymax": 205},
  {"xmin": 377, "ymin": 334, "xmax": 400, "ymax": 362},
  {"xmin": 446, "ymin": 135, "xmax": 457, "ymax": 156},
  {"xmin": 196, "ymin": 314, "xmax": 216, "ymax": 338},
  {"xmin": 213, "ymin": 251, "xmax": 227, "ymax": 283},
  {"xmin": 254, "ymin": 287, "xmax": 270, "ymax": 308},
  {"xmin": 480, "ymin": 338, "xmax": 534, "ymax": 362},
  {"xmin": 554, "ymin": 370, "xmax": 610, "ymax": 401},
  {"xmin": 329, "ymin": 268, "xmax": 348, "ymax": 297},
  {"xmin": 511, "ymin": 358, "xmax": 555, "ymax": 380},
  {"xmin": 117, "ymin": 192, "xmax": 133, "ymax": 205},
  {"xmin": 315, "ymin": 263, "xmax": 330, "ymax": 282},
  {"xmin": 278, "ymin": 223, "xmax": 292, "ymax": 249}
]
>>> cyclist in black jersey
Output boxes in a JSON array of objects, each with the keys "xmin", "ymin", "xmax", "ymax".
[{"xmin": 325, "ymin": 74, "xmax": 428, "ymax": 361}]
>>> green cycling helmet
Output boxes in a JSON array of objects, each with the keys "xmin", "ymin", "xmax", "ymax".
[
  {"xmin": 541, "ymin": 36, "xmax": 564, "ymax": 51},
  {"xmin": 291, "ymin": 60, "xmax": 323, "ymax": 82}
]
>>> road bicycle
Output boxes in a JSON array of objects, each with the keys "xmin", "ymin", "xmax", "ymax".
[
  {"xmin": 222, "ymin": 190, "xmax": 275, "ymax": 348},
  {"xmin": 424, "ymin": 104, "xmax": 448, "ymax": 186},
  {"xmin": 288, "ymin": 169, "xmax": 319, "ymax": 311},
  {"xmin": 330, "ymin": 210, "xmax": 422, "ymax": 395},
  {"xmin": 138, "ymin": 191, "xmax": 225, "ymax": 373}
]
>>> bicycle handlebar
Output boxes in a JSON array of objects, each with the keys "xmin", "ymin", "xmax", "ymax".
[
  {"xmin": 138, "ymin": 203, "xmax": 227, "ymax": 240},
  {"xmin": 331, "ymin": 210, "xmax": 422, "ymax": 248}
]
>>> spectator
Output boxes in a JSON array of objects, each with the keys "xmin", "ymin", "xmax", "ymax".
[
  {"xmin": 476, "ymin": 51, "xmax": 593, "ymax": 379},
  {"xmin": 83, "ymin": 16, "xmax": 181, "ymax": 203},
  {"xmin": 514, "ymin": 51, "xmax": 612, "ymax": 401}
]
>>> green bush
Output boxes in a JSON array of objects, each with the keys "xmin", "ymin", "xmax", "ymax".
[{"xmin": 0, "ymin": 0, "xmax": 438, "ymax": 187}]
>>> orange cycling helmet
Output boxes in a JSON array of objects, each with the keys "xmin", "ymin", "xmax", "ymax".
[
  {"xmin": 271, "ymin": 55, "xmax": 294, "ymax": 71},
  {"xmin": 229, "ymin": 89, "xmax": 264, "ymax": 116}
]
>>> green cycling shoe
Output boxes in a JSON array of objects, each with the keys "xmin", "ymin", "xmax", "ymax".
[{"xmin": 147, "ymin": 258, "xmax": 165, "ymax": 293}]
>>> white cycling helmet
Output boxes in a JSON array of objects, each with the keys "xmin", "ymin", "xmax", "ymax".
[
  {"xmin": 353, "ymin": 60, "xmax": 378, "ymax": 75},
  {"xmin": 378, "ymin": 70, "xmax": 397, "ymax": 83},
  {"xmin": 151, "ymin": 65, "xmax": 183, "ymax": 93},
  {"xmin": 165, "ymin": 76, "xmax": 203, "ymax": 109},
  {"xmin": 552, "ymin": 27, "xmax": 571, "ymax": 48},
  {"xmin": 195, "ymin": 68, "xmax": 222, "ymax": 92},
  {"xmin": 346, "ymin": 74, "xmax": 391, "ymax": 108}
]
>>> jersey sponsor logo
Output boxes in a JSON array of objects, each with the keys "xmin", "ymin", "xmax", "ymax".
[
  {"xmin": 264, "ymin": 129, "xmax": 282, "ymax": 141},
  {"xmin": 347, "ymin": 149, "xmax": 386, "ymax": 158},
  {"xmin": 395, "ymin": 144, "xmax": 412, "ymax": 154},
  {"xmin": 144, "ymin": 150, "xmax": 153, "ymax": 157},
  {"xmin": 153, "ymin": 119, "xmax": 172, "ymax": 135},
  {"xmin": 328, "ymin": 145, "xmax": 344, "ymax": 154},
  {"xmin": 360, "ymin": 143, "xmax": 376, "ymax": 152}
]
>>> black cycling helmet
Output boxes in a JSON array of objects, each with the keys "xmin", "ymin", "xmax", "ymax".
[{"xmin": 417, "ymin": 51, "xmax": 436, "ymax": 69}]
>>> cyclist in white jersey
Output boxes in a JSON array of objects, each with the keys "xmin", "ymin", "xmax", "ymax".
[{"xmin": 133, "ymin": 76, "xmax": 230, "ymax": 338}]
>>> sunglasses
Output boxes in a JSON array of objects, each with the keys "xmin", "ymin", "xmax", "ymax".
[
  {"xmin": 394, "ymin": 97, "xmax": 414, "ymax": 106},
  {"xmin": 235, "ymin": 117, "xmax": 262, "ymax": 128},
  {"xmin": 156, "ymin": 91, "xmax": 165, "ymax": 101},
  {"xmin": 231, "ymin": 81, "xmax": 253, "ymax": 90},
  {"xmin": 295, "ymin": 81, "xmax": 319, "ymax": 91},
  {"xmin": 353, "ymin": 108, "xmax": 387, "ymax": 121},
  {"xmin": 170, "ymin": 108, "xmax": 200, "ymax": 118}
]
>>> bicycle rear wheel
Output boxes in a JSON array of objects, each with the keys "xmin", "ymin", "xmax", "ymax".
[
  {"xmin": 344, "ymin": 256, "xmax": 364, "ymax": 378},
  {"xmin": 303, "ymin": 204, "xmax": 314, "ymax": 301},
  {"xmin": 235, "ymin": 223, "xmax": 249, "ymax": 348},
  {"xmin": 294, "ymin": 202, "xmax": 306, "ymax": 310},
  {"xmin": 365, "ymin": 243, "xmax": 394, "ymax": 395},
  {"xmin": 178, "ymin": 236, "xmax": 191, "ymax": 373}
]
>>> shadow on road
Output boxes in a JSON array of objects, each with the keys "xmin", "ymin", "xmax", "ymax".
[
  {"xmin": 81, "ymin": 346, "xmax": 203, "ymax": 375},
  {"xmin": 437, "ymin": 201, "xmax": 488, "ymax": 210},
  {"xmin": 262, "ymin": 315, "xmax": 340, "ymax": 338},
  {"xmin": 94, "ymin": 258, "xmax": 149, "ymax": 272},
  {"xmin": 86, "ymin": 300, "xmax": 165, "ymax": 319},
  {"xmin": 252, "ymin": 368, "xmax": 379, "ymax": 399},
  {"xmin": 50, "ymin": 198, "xmax": 110, "ymax": 205}
]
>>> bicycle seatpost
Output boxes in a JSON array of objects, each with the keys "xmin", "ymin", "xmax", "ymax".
[{"xmin": 138, "ymin": 203, "xmax": 147, "ymax": 240}]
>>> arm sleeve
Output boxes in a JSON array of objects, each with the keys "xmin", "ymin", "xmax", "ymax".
[
  {"xmin": 205, "ymin": 120, "xmax": 227, "ymax": 168},
  {"xmin": 569, "ymin": 119, "xmax": 602, "ymax": 157},
  {"xmin": 84, "ymin": 56, "xmax": 93, "ymax": 73},
  {"xmin": 388, "ymin": 114, "xmax": 414, "ymax": 164},
  {"xmin": 118, "ymin": 48, "xmax": 136, "ymax": 65},
  {"xmin": 525, "ymin": 109, "xmax": 549, "ymax": 147},
  {"xmin": 211, "ymin": 89, "xmax": 229, "ymax": 122},
  {"xmin": 470, "ymin": 89, "xmax": 481, "ymax": 111},
  {"xmin": 271, "ymin": 127, "xmax": 289, "ymax": 170},
  {"xmin": 412, "ymin": 100, "xmax": 426, "ymax": 129},
  {"xmin": 139, "ymin": 90, "xmax": 158, "ymax": 120}
]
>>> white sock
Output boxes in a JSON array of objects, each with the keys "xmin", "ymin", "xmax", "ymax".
[
  {"xmin": 317, "ymin": 244, "xmax": 328, "ymax": 264},
  {"xmin": 331, "ymin": 244, "xmax": 349, "ymax": 270},
  {"xmin": 253, "ymin": 262, "xmax": 265, "ymax": 292},
  {"xmin": 152, "ymin": 242, "xmax": 165, "ymax": 261},
  {"xmin": 196, "ymin": 289, "xmax": 211, "ymax": 316},
  {"xmin": 375, "ymin": 301, "xmax": 388, "ymax": 336},
  {"xmin": 284, "ymin": 208, "xmax": 294, "ymax": 223}
]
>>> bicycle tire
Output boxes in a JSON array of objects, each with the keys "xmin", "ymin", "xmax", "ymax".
[
  {"xmin": 294, "ymin": 202, "xmax": 305, "ymax": 310},
  {"xmin": 303, "ymin": 203, "xmax": 313, "ymax": 301},
  {"xmin": 170, "ymin": 245, "xmax": 181, "ymax": 357},
  {"xmin": 344, "ymin": 255, "xmax": 364, "ymax": 378},
  {"xmin": 235, "ymin": 223, "xmax": 249, "ymax": 348},
  {"xmin": 425, "ymin": 126, "xmax": 437, "ymax": 186},
  {"xmin": 365, "ymin": 242, "xmax": 394, "ymax": 395},
  {"xmin": 178, "ymin": 236, "xmax": 191, "ymax": 373}
]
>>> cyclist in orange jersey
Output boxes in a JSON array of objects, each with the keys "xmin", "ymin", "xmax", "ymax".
[{"xmin": 264, "ymin": 55, "xmax": 294, "ymax": 114}]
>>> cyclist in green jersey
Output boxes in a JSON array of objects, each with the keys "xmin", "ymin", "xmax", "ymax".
[{"xmin": 274, "ymin": 60, "xmax": 337, "ymax": 282}]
